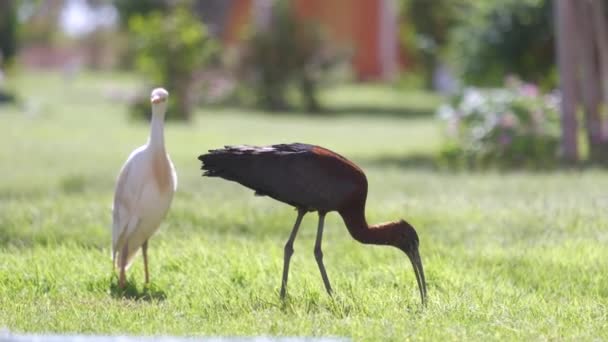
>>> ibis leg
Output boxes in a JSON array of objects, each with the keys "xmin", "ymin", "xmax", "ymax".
[
  {"xmin": 119, "ymin": 241, "xmax": 128, "ymax": 289},
  {"xmin": 280, "ymin": 209, "xmax": 306, "ymax": 299},
  {"xmin": 142, "ymin": 240, "xmax": 149, "ymax": 284},
  {"xmin": 314, "ymin": 212, "xmax": 333, "ymax": 296}
]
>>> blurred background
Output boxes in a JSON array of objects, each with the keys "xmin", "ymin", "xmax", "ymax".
[
  {"xmin": 5, "ymin": 2, "xmax": 608, "ymax": 337},
  {"xmin": 0, "ymin": 0, "xmax": 607, "ymax": 168}
]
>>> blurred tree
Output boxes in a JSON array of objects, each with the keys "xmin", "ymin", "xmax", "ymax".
[
  {"xmin": 80, "ymin": 0, "xmax": 117, "ymax": 70},
  {"xmin": 555, "ymin": 0, "xmax": 608, "ymax": 163},
  {"xmin": 113, "ymin": 0, "xmax": 169, "ymax": 28},
  {"xmin": 449, "ymin": 0, "xmax": 555, "ymax": 87},
  {"xmin": 114, "ymin": 0, "xmax": 230, "ymax": 35},
  {"xmin": 240, "ymin": 0, "xmax": 335, "ymax": 112},
  {"xmin": 191, "ymin": 0, "xmax": 232, "ymax": 37},
  {"xmin": 0, "ymin": 0, "xmax": 18, "ymax": 103},
  {"xmin": 400, "ymin": 0, "xmax": 555, "ymax": 88},
  {"xmin": 399, "ymin": 0, "xmax": 462, "ymax": 89},
  {"xmin": 555, "ymin": 0, "xmax": 578, "ymax": 163},
  {"xmin": 129, "ymin": 5, "xmax": 217, "ymax": 121},
  {"xmin": 112, "ymin": 0, "xmax": 170, "ymax": 69},
  {"xmin": 0, "ymin": 0, "xmax": 18, "ymax": 69},
  {"xmin": 18, "ymin": 0, "xmax": 65, "ymax": 45}
]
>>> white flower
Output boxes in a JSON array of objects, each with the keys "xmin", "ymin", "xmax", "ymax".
[
  {"xmin": 437, "ymin": 104, "xmax": 457, "ymax": 120},
  {"xmin": 460, "ymin": 88, "xmax": 485, "ymax": 114}
]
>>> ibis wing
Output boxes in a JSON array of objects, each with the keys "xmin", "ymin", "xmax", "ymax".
[
  {"xmin": 200, "ymin": 145, "xmax": 358, "ymax": 210},
  {"xmin": 264, "ymin": 153, "xmax": 358, "ymax": 209}
]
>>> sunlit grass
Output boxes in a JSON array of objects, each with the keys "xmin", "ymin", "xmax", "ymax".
[{"xmin": 0, "ymin": 72, "xmax": 607, "ymax": 340}]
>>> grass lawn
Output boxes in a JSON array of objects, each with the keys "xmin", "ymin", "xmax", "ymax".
[{"xmin": 1, "ymin": 72, "xmax": 607, "ymax": 340}]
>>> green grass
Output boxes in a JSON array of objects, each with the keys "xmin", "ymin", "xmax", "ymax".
[{"xmin": 1, "ymin": 72, "xmax": 607, "ymax": 340}]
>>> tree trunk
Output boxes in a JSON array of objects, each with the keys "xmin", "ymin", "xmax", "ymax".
[
  {"xmin": 577, "ymin": 0, "xmax": 606, "ymax": 162},
  {"xmin": 555, "ymin": 0, "xmax": 580, "ymax": 163},
  {"xmin": 300, "ymin": 74, "xmax": 320, "ymax": 113},
  {"xmin": 591, "ymin": 0, "xmax": 608, "ymax": 134}
]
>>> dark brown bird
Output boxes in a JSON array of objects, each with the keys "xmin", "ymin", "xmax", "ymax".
[{"xmin": 198, "ymin": 143, "xmax": 427, "ymax": 303}]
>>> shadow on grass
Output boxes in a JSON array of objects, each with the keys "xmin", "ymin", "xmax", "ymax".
[
  {"xmin": 322, "ymin": 106, "xmax": 435, "ymax": 119},
  {"xmin": 205, "ymin": 103, "xmax": 436, "ymax": 119},
  {"xmin": 359, "ymin": 154, "xmax": 440, "ymax": 171},
  {"xmin": 360, "ymin": 154, "xmax": 608, "ymax": 173},
  {"xmin": 107, "ymin": 277, "xmax": 167, "ymax": 301}
]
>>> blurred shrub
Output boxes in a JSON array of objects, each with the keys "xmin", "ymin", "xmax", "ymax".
[
  {"xmin": 400, "ymin": 0, "xmax": 554, "ymax": 89},
  {"xmin": 60, "ymin": 173, "xmax": 86, "ymax": 194},
  {"xmin": 16, "ymin": 0, "xmax": 64, "ymax": 46},
  {"xmin": 398, "ymin": 0, "xmax": 462, "ymax": 89},
  {"xmin": 0, "ymin": 0, "xmax": 18, "ymax": 69},
  {"xmin": 438, "ymin": 77, "xmax": 560, "ymax": 169},
  {"xmin": 448, "ymin": 0, "xmax": 555, "ymax": 87},
  {"xmin": 128, "ymin": 6, "xmax": 217, "ymax": 121},
  {"xmin": 239, "ymin": 1, "xmax": 342, "ymax": 112},
  {"xmin": 112, "ymin": 0, "xmax": 170, "ymax": 69},
  {"xmin": 0, "ymin": 0, "xmax": 18, "ymax": 104},
  {"xmin": 113, "ymin": 0, "xmax": 169, "ymax": 28}
]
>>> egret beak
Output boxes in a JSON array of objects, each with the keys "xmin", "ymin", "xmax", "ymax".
[
  {"xmin": 406, "ymin": 247, "xmax": 427, "ymax": 305},
  {"xmin": 151, "ymin": 95, "xmax": 163, "ymax": 104}
]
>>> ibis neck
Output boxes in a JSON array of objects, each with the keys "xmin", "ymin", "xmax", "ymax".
[
  {"xmin": 339, "ymin": 205, "xmax": 401, "ymax": 247},
  {"xmin": 148, "ymin": 107, "xmax": 166, "ymax": 151}
]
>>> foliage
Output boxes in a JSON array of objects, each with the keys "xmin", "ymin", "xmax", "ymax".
[
  {"xmin": 16, "ymin": 0, "xmax": 65, "ymax": 46},
  {"xmin": 448, "ymin": 0, "xmax": 555, "ymax": 87},
  {"xmin": 239, "ymin": 1, "xmax": 339, "ymax": 112},
  {"xmin": 0, "ymin": 0, "xmax": 18, "ymax": 69},
  {"xmin": 438, "ymin": 77, "xmax": 561, "ymax": 169},
  {"xmin": 110, "ymin": 0, "xmax": 170, "ymax": 70},
  {"xmin": 399, "ymin": 0, "xmax": 555, "ymax": 88},
  {"xmin": 398, "ymin": 0, "xmax": 464, "ymax": 89},
  {"xmin": 2, "ymin": 72, "xmax": 608, "ymax": 340},
  {"xmin": 112, "ymin": 0, "xmax": 169, "ymax": 28},
  {"xmin": 0, "ymin": 0, "xmax": 18, "ymax": 104},
  {"xmin": 128, "ymin": 6, "xmax": 217, "ymax": 121}
]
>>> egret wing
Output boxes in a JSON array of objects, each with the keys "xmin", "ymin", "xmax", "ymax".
[{"xmin": 111, "ymin": 152, "xmax": 145, "ymax": 261}]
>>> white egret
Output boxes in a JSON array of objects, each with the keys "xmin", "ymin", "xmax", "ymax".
[{"xmin": 112, "ymin": 88, "xmax": 177, "ymax": 288}]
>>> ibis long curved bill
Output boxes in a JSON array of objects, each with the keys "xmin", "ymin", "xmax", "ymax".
[{"xmin": 407, "ymin": 248, "xmax": 427, "ymax": 304}]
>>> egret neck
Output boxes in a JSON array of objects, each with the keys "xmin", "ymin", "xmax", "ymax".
[{"xmin": 148, "ymin": 102, "xmax": 167, "ymax": 152}]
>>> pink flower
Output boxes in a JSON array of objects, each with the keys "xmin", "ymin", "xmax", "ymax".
[
  {"xmin": 520, "ymin": 84, "xmax": 539, "ymax": 97},
  {"xmin": 532, "ymin": 110, "xmax": 544, "ymax": 123},
  {"xmin": 499, "ymin": 133, "xmax": 512, "ymax": 146},
  {"xmin": 447, "ymin": 118, "xmax": 460, "ymax": 137},
  {"xmin": 499, "ymin": 112, "xmax": 518, "ymax": 128},
  {"xmin": 505, "ymin": 75, "xmax": 521, "ymax": 89}
]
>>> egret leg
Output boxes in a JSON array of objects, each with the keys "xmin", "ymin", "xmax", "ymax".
[
  {"xmin": 142, "ymin": 240, "xmax": 149, "ymax": 284},
  {"xmin": 314, "ymin": 212, "xmax": 333, "ymax": 296},
  {"xmin": 119, "ymin": 241, "xmax": 128, "ymax": 289},
  {"xmin": 280, "ymin": 209, "xmax": 306, "ymax": 299}
]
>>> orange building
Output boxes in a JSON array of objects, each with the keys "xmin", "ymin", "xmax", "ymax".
[{"xmin": 221, "ymin": 0, "xmax": 401, "ymax": 81}]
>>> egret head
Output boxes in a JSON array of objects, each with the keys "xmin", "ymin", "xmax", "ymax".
[
  {"xmin": 150, "ymin": 88, "xmax": 169, "ymax": 117},
  {"xmin": 151, "ymin": 88, "xmax": 169, "ymax": 104}
]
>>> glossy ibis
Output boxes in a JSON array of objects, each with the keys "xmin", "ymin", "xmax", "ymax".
[
  {"xmin": 198, "ymin": 143, "xmax": 426, "ymax": 303},
  {"xmin": 112, "ymin": 88, "xmax": 177, "ymax": 288}
]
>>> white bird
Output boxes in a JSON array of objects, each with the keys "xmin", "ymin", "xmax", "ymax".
[{"xmin": 112, "ymin": 88, "xmax": 177, "ymax": 288}]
